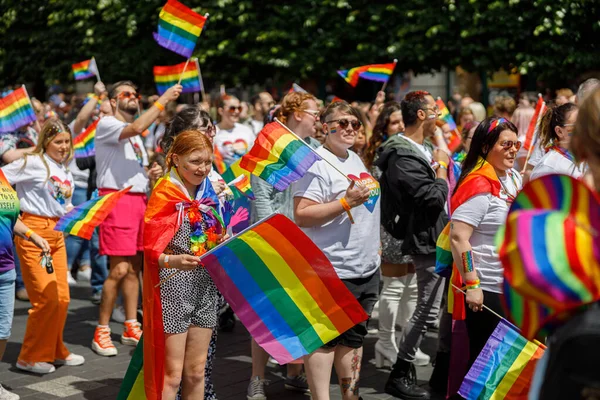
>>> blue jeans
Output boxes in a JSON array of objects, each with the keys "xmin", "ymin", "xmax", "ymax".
[
  {"xmin": 66, "ymin": 187, "xmax": 91, "ymax": 271},
  {"xmin": 13, "ymin": 243, "xmax": 24, "ymax": 292},
  {"xmin": 90, "ymin": 227, "xmax": 108, "ymax": 294},
  {"xmin": 0, "ymin": 269, "xmax": 16, "ymax": 339}
]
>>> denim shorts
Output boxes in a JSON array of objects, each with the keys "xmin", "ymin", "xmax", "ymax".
[{"xmin": 0, "ymin": 268, "xmax": 16, "ymax": 339}]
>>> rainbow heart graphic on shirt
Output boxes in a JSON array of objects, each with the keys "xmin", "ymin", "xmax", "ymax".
[
  {"xmin": 348, "ymin": 173, "xmax": 380, "ymax": 213},
  {"xmin": 47, "ymin": 176, "xmax": 73, "ymax": 206}
]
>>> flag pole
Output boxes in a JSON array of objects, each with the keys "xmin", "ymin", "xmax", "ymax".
[
  {"xmin": 521, "ymin": 94, "xmax": 544, "ymax": 174},
  {"xmin": 380, "ymin": 59, "xmax": 398, "ymax": 93},
  {"xmin": 21, "ymin": 85, "xmax": 41, "ymax": 132},
  {"xmin": 92, "ymin": 56, "xmax": 102, "ymax": 82},
  {"xmin": 195, "ymin": 58, "xmax": 207, "ymax": 103},
  {"xmin": 178, "ymin": 58, "xmax": 191, "ymax": 85}
]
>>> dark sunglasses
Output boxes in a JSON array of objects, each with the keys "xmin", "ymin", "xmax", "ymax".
[
  {"xmin": 117, "ymin": 91, "xmax": 141, "ymax": 100},
  {"xmin": 227, "ymin": 106, "xmax": 242, "ymax": 113},
  {"xmin": 327, "ymin": 118, "xmax": 362, "ymax": 131},
  {"xmin": 500, "ymin": 140, "xmax": 522, "ymax": 150},
  {"xmin": 200, "ymin": 125, "xmax": 216, "ymax": 135}
]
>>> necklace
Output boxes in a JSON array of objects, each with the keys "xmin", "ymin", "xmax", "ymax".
[{"xmin": 497, "ymin": 171, "xmax": 519, "ymax": 203}]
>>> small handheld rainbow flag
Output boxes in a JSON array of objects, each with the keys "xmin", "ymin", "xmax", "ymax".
[
  {"xmin": 221, "ymin": 159, "xmax": 253, "ymax": 199},
  {"xmin": 459, "ymin": 319, "xmax": 545, "ymax": 400},
  {"xmin": 73, "ymin": 119, "xmax": 99, "ymax": 159},
  {"xmin": 72, "ymin": 57, "xmax": 100, "ymax": 81},
  {"xmin": 228, "ymin": 175, "xmax": 255, "ymax": 200},
  {"xmin": 289, "ymin": 83, "xmax": 308, "ymax": 93},
  {"xmin": 523, "ymin": 95, "xmax": 546, "ymax": 151},
  {"xmin": 153, "ymin": 58, "xmax": 202, "ymax": 95},
  {"xmin": 0, "ymin": 86, "xmax": 37, "ymax": 134},
  {"xmin": 213, "ymin": 145, "xmax": 227, "ymax": 175},
  {"xmin": 204, "ymin": 214, "xmax": 368, "ymax": 363},
  {"xmin": 153, "ymin": 0, "xmax": 208, "ymax": 58},
  {"xmin": 436, "ymin": 97, "xmax": 461, "ymax": 152},
  {"xmin": 239, "ymin": 121, "xmax": 322, "ymax": 192},
  {"xmin": 337, "ymin": 62, "xmax": 396, "ymax": 87},
  {"xmin": 55, "ymin": 187, "xmax": 131, "ymax": 239}
]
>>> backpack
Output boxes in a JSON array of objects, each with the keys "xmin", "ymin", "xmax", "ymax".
[{"xmin": 538, "ymin": 303, "xmax": 600, "ymax": 400}]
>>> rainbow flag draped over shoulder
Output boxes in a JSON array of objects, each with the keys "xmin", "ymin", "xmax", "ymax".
[
  {"xmin": 436, "ymin": 97, "xmax": 461, "ymax": 152},
  {"xmin": 204, "ymin": 214, "xmax": 369, "ymax": 363},
  {"xmin": 239, "ymin": 122, "xmax": 321, "ymax": 191},
  {"xmin": 54, "ymin": 186, "xmax": 131, "ymax": 239},
  {"xmin": 153, "ymin": 0, "xmax": 207, "ymax": 58},
  {"xmin": 0, "ymin": 87, "xmax": 36, "ymax": 134},
  {"xmin": 73, "ymin": 119, "xmax": 99, "ymax": 158},
  {"xmin": 459, "ymin": 319, "xmax": 546, "ymax": 400},
  {"xmin": 72, "ymin": 58, "xmax": 99, "ymax": 81},
  {"xmin": 337, "ymin": 62, "xmax": 396, "ymax": 87},
  {"xmin": 153, "ymin": 58, "xmax": 201, "ymax": 95}
]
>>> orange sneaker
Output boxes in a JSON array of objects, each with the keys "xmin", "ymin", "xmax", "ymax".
[
  {"xmin": 91, "ymin": 326, "xmax": 117, "ymax": 357},
  {"xmin": 121, "ymin": 320, "xmax": 142, "ymax": 346}
]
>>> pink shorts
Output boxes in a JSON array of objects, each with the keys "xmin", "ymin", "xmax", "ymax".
[{"xmin": 98, "ymin": 189, "xmax": 147, "ymax": 257}]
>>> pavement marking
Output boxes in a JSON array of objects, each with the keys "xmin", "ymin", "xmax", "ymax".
[{"xmin": 25, "ymin": 375, "xmax": 106, "ymax": 398}]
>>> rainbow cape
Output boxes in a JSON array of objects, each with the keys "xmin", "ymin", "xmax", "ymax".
[
  {"xmin": 153, "ymin": 0, "xmax": 207, "ymax": 58},
  {"xmin": 239, "ymin": 122, "xmax": 321, "ymax": 191},
  {"xmin": 459, "ymin": 318, "xmax": 546, "ymax": 400},
  {"xmin": 73, "ymin": 119, "xmax": 99, "ymax": 158},
  {"xmin": 0, "ymin": 86, "xmax": 36, "ymax": 134},
  {"xmin": 337, "ymin": 62, "xmax": 396, "ymax": 87},
  {"xmin": 153, "ymin": 58, "xmax": 201, "ymax": 95},
  {"xmin": 72, "ymin": 58, "xmax": 99, "ymax": 81},
  {"xmin": 54, "ymin": 187, "xmax": 131, "ymax": 239},
  {"xmin": 204, "ymin": 213, "xmax": 368, "ymax": 363},
  {"xmin": 436, "ymin": 97, "xmax": 461, "ymax": 152},
  {"xmin": 523, "ymin": 96, "xmax": 546, "ymax": 151},
  {"xmin": 499, "ymin": 174, "xmax": 600, "ymax": 340}
]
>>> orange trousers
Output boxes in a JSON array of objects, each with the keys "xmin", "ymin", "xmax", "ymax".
[{"xmin": 15, "ymin": 213, "xmax": 70, "ymax": 363}]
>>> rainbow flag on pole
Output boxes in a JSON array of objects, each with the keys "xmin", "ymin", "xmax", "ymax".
[
  {"xmin": 54, "ymin": 187, "xmax": 131, "ymax": 239},
  {"xmin": 221, "ymin": 159, "xmax": 253, "ymax": 199},
  {"xmin": 153, "ymin": 58, "xmax": 202, "ymax": 95},
  {"xmin": 0, "ymin": 86, "xmax": 37, "ymax": 133},
  {"xmin": 523, "ymin": 95, "xmax": 546, "ymax": 151},
  {"xmin": 72, "ymin": 58, "xmax": 100, "ymax": 81},
  {"xmin": 459, "ymin": 319, "xmax": 545, "ymax": 400},
  {"xmin": 239, "ymin": 122, "xmax": 322, "ymax": 191},
  {"xmin": 436, "ymin": 97, "xmax": 461, "ymax": 152},
  {"xmin": 153, "ymin": 0, "xmax": 208, "ymax": 58},
  {"xmin": 337, "ymin": 62, "xmax": 396, "ymax": 87},
  {"xmin": 73, "ymin": 119, "xmax": 99, "ymax": 158},
  {"xmin": 228, "ymin": 175, "xmax": 255, "ymax": 200}
]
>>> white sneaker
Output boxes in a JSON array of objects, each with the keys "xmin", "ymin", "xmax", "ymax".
[
  {"xmin": 111, "ymin": 306, "xmax": 126, "ymax": 324},
  {"xmin": 67, "ymin": 272, "xmax": 77, "ymax": 286},
  {"xmin": 54, "ymin": 353, "xmax": 85, "ymax": 366},
  {"xmin": 0, "ymin": 384, "xmax": 19, "ymax": 400},
  {"xmin": 414, "ymin": 348, "xmax": 431, "ymax": 367},
  {"xmin": 76, "ymin": 267, "xmax": 92, "ymax": 281},
  {"xmin": 16, "ymin": 361, "xmax": 55, "ymax": 374}
]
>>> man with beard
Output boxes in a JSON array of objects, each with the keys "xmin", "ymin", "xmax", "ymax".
[{"xmin": 91, "ymin": 81, "xmax": 181, "ymax": 356}]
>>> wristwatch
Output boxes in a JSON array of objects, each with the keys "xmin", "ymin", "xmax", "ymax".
[{"xmin": 164, "ymin": 255, "xmax": 171, "ymax": 268}]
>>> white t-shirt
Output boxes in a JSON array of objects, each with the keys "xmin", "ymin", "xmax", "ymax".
[
  {"xmin": 401, "ymin": 135, "xmax": 433, "ymax": 165},
  {"xmin": 2, "ymin": 154, "xmax": 73, "ymax": 217},
  {"xmin": 248, "ymin": 119, "xmax": 263, "ymax": 136},
  {"xmin": 67, "ymin": 120, "xmax": 90, "ymax": 189},
  {"xmin": 530, "ymin": 149, "xmax": 585, "ymax": 181},
  {"xmin": 292, "ymin": 147, "xmax": 381, "ymax": 279},
  {"xmin": 451, "ymin": 169, "xmax": 522, "ymax": 293},
  {"xmin": 95, "ymin": 116, "xmax": 149, "ymax": 193},
  {"xmin": 214, "ymin": 123, "xmax": 255, "ymax": 167}
]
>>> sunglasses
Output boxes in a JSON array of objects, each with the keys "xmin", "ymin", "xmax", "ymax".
[
  {"xmin": 301, "ymin": 109, "xmax": 320, "ymax": 118},
  {"xmin": 200, "ymin": 125, "xmax": 216, "ymax": 136},
  {"xmin": 117, "ymin": 91, "xmax": 141, "ymax": 100},
  {"xmin": 500, "ymin": 140, "xmax": 522, "ymax": 150},
  {"xmin": 326, "ymin": 118, "xmax": 362, "ymax": 131},
  {"xmin": 227, "ymin": 106, "xmax": 242, "ymax": 113}
]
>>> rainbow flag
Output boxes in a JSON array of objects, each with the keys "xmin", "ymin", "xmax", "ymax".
[
  {"xmin": 221, "ymin": 159, "xmax": 252, "ymax": 199},
  {"xmin": 436, "ymin": 98, "xmax": 461, "ymax": 152},
  {"xmin": 228, "ymin": 175, "xmax": 255, "ymax": 200},
  {"xmin": 337, "ymin": 62, "xmax": 396, "ymax": 87},
  {"xmin": 153, "ymin": 58, "xmax": 201, "ymax": 95},
  {"xmin": 72, "ymin": 58, "xmax": 99, "ymax": 81},
  {"xmin": 0, "ymin": 87, "xmax": 36, "ymax": 133},
  {"xmin": 54, "ymin": 187, "xmax": 131, "ymax": 239},
  {"xmin": 289, "ymin": 83, "xmax": 308, "ymax": 93},
  {"xmin": 213, "ymin": 145, "xmax": 227, "ymax": 175},
  {"xmin": 523, "ymin": 96, "xmax": 546, "ymax": 151},
  {"xmin": 73, "ymin": 119, "xmax": 99, "ymax": 158},
  {"xmin": 117, "ymin": 337, "xmax": 145, "ymax": 400},
  {"xmin": 204, "ymin": 214, "xmax": 368, "ymax": 363},
  {"xmin": 239, "ymin": 122, "xmax": 322, "ymax": 191},
  {"xmin": 153, "ymin": 0, "xmax": 207, "ymax": 58},
  {"xmin": 459, "ymin": 319, "xmax": 546, "ymax": 399}
]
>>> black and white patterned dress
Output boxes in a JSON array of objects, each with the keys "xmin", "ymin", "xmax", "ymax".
[{"xmin": 159, "ymin": 215, "xmax": 219, "ymax": 333}]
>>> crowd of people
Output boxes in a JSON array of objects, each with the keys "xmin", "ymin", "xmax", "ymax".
[{"xmin": 0, "ymin": 75, "xmax": 599, "ymax": 400}]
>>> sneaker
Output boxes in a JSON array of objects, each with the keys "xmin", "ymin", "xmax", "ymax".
[
  {"xmin": 414, "ymin": 348, "xmax": 431, "ymax": 367},
  {"xmin": 76, "ymin": 267, "xmax": 92, "ymax": 281},
  {"xmin": 91, "ymin": 326, "xmax": 118, "ymax": 357},
  {"xmin": 54, "ymin": 353, "xmax": 85, "ymax": 366},
  {"xmin": 121, "ymin": 321, "xmax": 142, "ymax": 346},
  {"xmin": 16, "ymin": 361, "xmax": 55, "ymax": 374},
  {"xmin": 15, "ymin": 288, "xmax": 28, "ymax": 302},
  {"xmin": 0, "ymin": 384, "xmax": 19, "ymax": 400},
  {"xmin": 90, "ymin": 291, "xmax": 102, "ymax": 305},
  {"xmin": 267, "ymin": 357, "xmax": 279, "ymax": 366},
  {"xmin": 67, "ymin": 272, "xmax": 77, "ymax": 286},
  {"xmin": 247, "ymin": 376, "xmax": 268, "ymax": 400},
  {"xmin": 111, "ymin": 306, "xmax": 126, "ymax": 323},
  {"xmin": 284, "ymin": 374, "xmax": 310, "ymax": 393}
]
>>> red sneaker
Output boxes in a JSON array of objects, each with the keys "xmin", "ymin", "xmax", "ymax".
[
  {"xmin": 92, "ymin": 326, "xmax": 117, "ymax": 356},
  {"xmin": 121, "ymin": 321, "xmax": 142, "ymax": 346}
]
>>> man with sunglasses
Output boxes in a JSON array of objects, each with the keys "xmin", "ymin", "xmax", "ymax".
[
  {"xmin": 375, "ymin": 91, "xmax": 449, "ymax": 400},
  {"xmin": 246, "ymin": 92, "xmax": 275, "ymax": 136},
  {"xmin": 92, "ymin": 81, "xmax": 182, "ymax": 357}
]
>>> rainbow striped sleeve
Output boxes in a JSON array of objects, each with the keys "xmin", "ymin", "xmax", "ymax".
[
  {"xmin": 153, "ymin": 59, "xmax": 201, "ymax": 95},
  {"xmin": 153, "ymin": 0, "xmax": 207, "ymax": 58},
  {"xmin": 0, "ymin": 87, "xmax": 37, "ymax": 134}
]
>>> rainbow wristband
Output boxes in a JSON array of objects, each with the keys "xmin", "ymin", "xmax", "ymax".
[{"xmin": 24, "ymin": 229, "xmax": 34, "ymax": 240}]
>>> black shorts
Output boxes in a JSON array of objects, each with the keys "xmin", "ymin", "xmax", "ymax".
[{"xmin": 322, "ymin": 271, "xmax": 380, "ymax": 349}]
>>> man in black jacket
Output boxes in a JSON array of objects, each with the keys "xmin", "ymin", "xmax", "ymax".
[{"xmin": 375, "ymin": 91, "xmax": 449, "ymax": 399}]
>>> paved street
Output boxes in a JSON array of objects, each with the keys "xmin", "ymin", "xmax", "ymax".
[{"xmin": 0, "ymin": 281, "xmax": 441, "ymax": 399}]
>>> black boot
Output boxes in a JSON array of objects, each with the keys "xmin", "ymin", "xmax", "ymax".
[
  {"xmin": 429, "ymin": 351, "xmax": 450, "ymax": 394},
  {"xmin": 385, "ymin": 359, "xmax": 431, "ymax": 399}
]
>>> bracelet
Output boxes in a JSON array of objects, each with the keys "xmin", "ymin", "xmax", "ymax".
[
  {"xmin": 466, "ymin": 282, "xmax": 481, "ymax": 290},
  {"xmin": 465, "ymin": 278, "xmax": 480, "ymax": 286},
  {"xmin": 164, "ymin": 255, "xmax": 171, "ymax": 268},
  {"xmin": 24, "ymin": 229, "xmax": 34, "ymax": 240},
  {"xmin": 154, "ymin": 101, "xmax": 165, "ymax": 111},
  {"xmin": 339, "ymin": 197, "xmax": 355, "ymax": 224},
  {"xmin": 438, "ymin": 161, "xmax": 449, "ymax": 170}
]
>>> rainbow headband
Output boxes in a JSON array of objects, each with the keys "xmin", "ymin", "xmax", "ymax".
[{"xmin": 488, "ymin": 118, "xmax": 507, "ymax": 133}]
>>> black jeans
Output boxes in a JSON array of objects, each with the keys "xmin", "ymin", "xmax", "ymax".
[{"xmin": 465, "ymin": 290, "xmax": 505, "ymax": 368}]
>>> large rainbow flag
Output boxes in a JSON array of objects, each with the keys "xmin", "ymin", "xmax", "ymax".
[
  {"xmin": 239, "ymin": 122, "xmax": 322, "ymax": 191},
  {"xmin": 436, "ymin": 97, "xmax": 461, "ymax": 152},
  {"xmin": 54, "ymin": 187, "xmax": 131, "ymax": 239},
  {"xmin": 153, "ymin": 0, "xmax": 208, "ymax": 58},
  {"xmin": 73, "ymin": 119, "xmax": 99, "ymax": 158},
  {"xmin": 459, "ymin": 318, "xmax": 545, "ymax": 399},
  {"xmin": 153, "ymin": 58, "xmax": 202, "ymax": 95},
  {"xmin": 72, "ymin": 58, "xmax": 100, "ymax": 81},
  {"xmin": 0, "ymin": 87, "xmax": 37, "ymax": 134},
  {"xmin": 337, "ymin": 62, "xmax": 396, "ymax": 87}
]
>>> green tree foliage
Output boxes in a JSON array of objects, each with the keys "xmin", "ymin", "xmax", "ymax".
[{"xmin": 0, "ymin": 0, "xmax": 598, "ymax": 91}]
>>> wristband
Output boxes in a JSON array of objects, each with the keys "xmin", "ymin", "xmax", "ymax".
[
  {"xmin": 154, "ymin": 101, "xmax": 165, "ymax": 111},
  {"xmin": 438, "ymin": 161, "xmax": 449, "ymax": 170},
  {"xmin": 339, "ymin": 197, "xmax": 355, "ymax": 224},
  {"xmin": 466, "ymin": 282, "xmax": 481, "ymax": 290},
  {"xmin": 24, "ymin": 229, "xmax": 34, "ymax": 240},
  {"xmin": 164, "ymin": 255, "xmax": 171, "ymax": 268}
]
